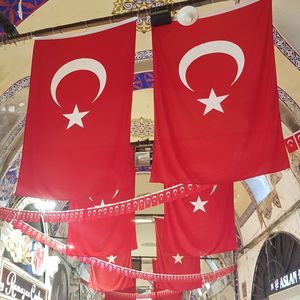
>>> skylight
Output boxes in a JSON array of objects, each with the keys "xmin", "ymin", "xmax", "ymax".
[{"xmin": 244, "ymin": 175, "xmax": 271, "ymax": 204}]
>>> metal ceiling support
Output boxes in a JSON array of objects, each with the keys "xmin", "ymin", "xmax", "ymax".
[{"xmin": 1, "ymin": 0, "xmax": 225, "ymax": 44}]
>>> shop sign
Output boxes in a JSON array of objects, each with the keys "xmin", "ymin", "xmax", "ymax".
[
  {"xmin": 269, "ymin": 268, "xmax": 300, "ymax": 295},
  {"xmin": 0, "ymin": 258, "xmax": 48, "ymax": 300}
]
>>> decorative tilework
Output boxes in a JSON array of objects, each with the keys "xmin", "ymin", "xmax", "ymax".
[
  {"xmin": 278, "ymin": 87, "xmax": 300, "ymax": 124},
  {"xmin": 133, "ymin": 72, "xmax": 153, "ymax": 90},
  {"xmin": 135, "ymin": 50, "xmax": 153, "ymax": 61},
  {"xmin": 131, "ymin": 117, "xmax": 154, "ymax": 140},
  {"xmin": 0, "ymin": 76, "xmax": 30, "ymax": 105},
  {"xmin": 112, "ymin": 0, "xmax": 174, "ymax": 33},
  {"xmin": 273, "ymin": 26, "xmax": 300, "ymax": 71}
]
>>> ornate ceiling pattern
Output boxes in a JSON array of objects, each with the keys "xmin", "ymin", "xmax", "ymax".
[{"xmin": 112, "ymin": 0, "xmax": 174, "ymax": 33}]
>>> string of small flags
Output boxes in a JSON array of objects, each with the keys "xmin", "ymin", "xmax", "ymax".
[
  {"xmin": 0, "ymin": 184, "xmax": 200, "ymax": 223},
  {"xmin": 284, "ymin": 131, "xmax": 300, "ymax": 153},
  {"xmin": 4, "ymin": 216, "xmax": 236, "ymax": 284}
]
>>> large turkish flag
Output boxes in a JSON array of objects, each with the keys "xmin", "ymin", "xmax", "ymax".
[
  {"xmin": 154, "ymin": 218, "xmax": 201, "ymax": 292},
  {"xmin": 164, "ymin": 184, "xmax": 236, "ymax": 256},
  {"xmin": 66, "ymin": 147, "xmax": 137, "ymax": 257},
  {"xmin": 16, "ymin": 19, "xmax": 136, "ymax": 202},
  {"xmin": 150, "ymin": 0, "xmax": 289, "ymax": 184}
]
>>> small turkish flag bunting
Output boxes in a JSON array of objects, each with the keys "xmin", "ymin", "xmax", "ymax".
[
  {"xmin": 284, "ymin": 136, "xmax": 299, "ymax": 153},
  {"xmin": 293, "ymin": 130, "xmax": 300, "ymax": 148}
]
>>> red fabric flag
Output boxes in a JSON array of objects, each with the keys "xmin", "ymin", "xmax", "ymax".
[
  {"xmin": 164, "ymin": 184, "xmax": 236, "ymax": 256},
  {"xmin": 154, "ymin": 218, "xmax": 201, "ymax": 292},
  {"xmin": 66, "ymin": 147, "xmax": 137, "ymax": 256},
  {"xmin": 152, "ymin": 260, "xmax": 183, "ymax": 299},
  {"xmin": 16, "ymin": 19, "xmax": 136, "ymax": 201},
  {"xmin": 293, "ymin": 130, "xmax": 300, "ymax": 148},
  {"xmin": 284, "ymin": 135, "xmax": 298, "ymax": 153},
  {"xmin": 89, "ymin": 252, "xmax": 135, "ymax": 292},
  {"xmin": 150, "ymin": 0, "xmax": 289, "ymax": 185}
]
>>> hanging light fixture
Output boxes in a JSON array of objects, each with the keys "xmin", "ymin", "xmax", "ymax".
[{"xmin": 176, "ymin": 5, "xmax": 199, "ymax": 26}]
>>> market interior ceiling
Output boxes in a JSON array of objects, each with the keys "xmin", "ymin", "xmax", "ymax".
[{"xmin": 0, "ymin": 0, "xmax": 300, "ymax": 291}]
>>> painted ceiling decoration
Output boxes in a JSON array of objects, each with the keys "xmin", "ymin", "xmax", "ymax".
[
  {"xmin": 273, "ymin": 27, "xmax": 300, "ymax": 71},
  {"xmin": 133, "ymin": 72, "xmax": 153, "ymax": 90},
  {"xmin": 278, "ymin": 87, "xmax": 300, "ymax": 126},
  {"xmin": 112, "ymin": 0, "xmax": 174, "ymax": 33},
  {"xmin": 0, "ymin": 0, "xmax": 48, "ymax": 35},
  {"xmin": 130, "ymin": 117, "xmax": 154, "ymax": 140}
]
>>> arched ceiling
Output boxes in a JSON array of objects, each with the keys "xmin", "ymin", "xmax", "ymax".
[{"xmin": 273, "ymin": 0, "xmax": 300, "ymax": 53}]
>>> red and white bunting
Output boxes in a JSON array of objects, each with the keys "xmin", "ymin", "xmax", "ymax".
[
  {"xmin": 3, "ymin": 215, "xmax": 236, "ymax": 284},
  {"xmin": 104, "ymin": 289, "xmax": 180, "ymax": 299},
  {"xmin": 0, "ymin": 184, "xmax": 195, "ymax": 223}
]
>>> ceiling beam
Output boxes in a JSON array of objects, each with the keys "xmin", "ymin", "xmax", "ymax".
[{"xmin": 1, "ymin": 0, "xmax": 229, "ymax": 44}]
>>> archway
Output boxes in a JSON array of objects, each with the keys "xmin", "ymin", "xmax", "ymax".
[{"xmin": 251, "ymin": 232, "xmax": 300, "ymax": 299}]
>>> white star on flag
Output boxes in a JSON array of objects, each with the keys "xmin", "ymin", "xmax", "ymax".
[
  {"xmin": 106, "ymin": 255, "xmax": 117, "ymax": 263},
  {"xmin": 63, "ymin": 104, "xmax": 89, "ymax": 129},
  {"xmin": 190, "ymin": 196, "xmax": 208, "ymax": 213},
  {"xmin": 172, "ymin": 254, "xmax": 184, "ymax": 264},
  {"xmin": 197, "ymin": 89, "xmax": 228, "ymax": 115}
]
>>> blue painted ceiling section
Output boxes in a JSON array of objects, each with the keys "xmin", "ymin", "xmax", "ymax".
[{"xmin": 0, "ymin": 0, "xmax": 48, "ymax": 35}]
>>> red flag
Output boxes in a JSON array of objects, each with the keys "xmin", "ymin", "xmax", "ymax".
[
  {"xmin": 152, "ymin": 260, "xmax": 183, "ymax": 299},
  {"xmin": 155, "ymin": 218, "xmax": 201, "ymax": 292},
  {"xmin": 284, "ymin": 135, "xmax": 298, "ymax": 153},
  {"xmin": 66, "ymin": 147, "xmax": 137, "ymax": 256},
  {"xmin": 150, "ymin": 0, "xmax": 289, "ymax": 185},
  {"xmin": 164, "ymin": 184, "xmax": 236, "ymax": 256},
  {"xmin": 293, "ymin": 130, "xmax": 300, "ymax": 148},
  {"xmin": 89, "ymin": 252, "xmax": 135, "ymax": 292},
  {"xmin": 16, "ymin": 19, "xmax": 136, "ymax": 201}
]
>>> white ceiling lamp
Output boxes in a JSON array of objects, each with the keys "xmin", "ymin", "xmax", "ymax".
[{"xmin": 176, "ymin": 6, "xmax": 199, "ymax": 26}]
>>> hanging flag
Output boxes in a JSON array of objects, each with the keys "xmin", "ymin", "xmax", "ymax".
[
  {"xmin": 152, "ymin": 260, "xmax": 183, "ymax": 300},
  {"xmin": 89, "ymin": 252, "xmax": 135, "ymax": 292},
  {"xmin": 150, "ymin": 0, "xmax": 289, "ymax": 185},
  {"xmin": 154, "ymin": 218, "xmax": 201, "ymax": 292},
  {"xmin": 16, "ymin": 19, "xmax": 136, "ymax": 201},
  {"xmin": 164, "ymin": 184, "xmax": 236, "ymax": 256},
  {"xmin": 284, "ymin": 135, "xmax": 298, "ymax": 153},
  {"xmin": 66, "ymin": 147, "xmax": 137, "ymax": 257}
]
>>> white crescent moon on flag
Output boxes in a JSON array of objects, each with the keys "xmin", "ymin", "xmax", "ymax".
[
  {"xmin": 209, "ymin": 184, "xmax": 217, "ymax": 196},
  {"xmin": 50, "ymin": 58, "xmax": 107, "ymax": 107},
  {"xmin": 112, "ymin": 189, "xmax": 119, "ymax": 199},
  {"xmin": 178, "ymin": 40, "xmax": 245, "ymax": 92}
]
